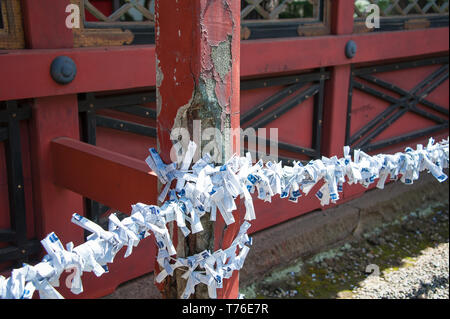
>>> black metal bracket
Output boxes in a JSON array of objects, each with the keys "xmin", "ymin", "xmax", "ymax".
[
  {"xmin": 346, "ymin": 56, "xmax": 449, "ymax": 152},
  {"xmin": 241, "ymin": 68, "xmax": 329, "ymax": 162},
  {"xmin": 0, "ymin": 101, "xmax": 41, "ymax": 266}
]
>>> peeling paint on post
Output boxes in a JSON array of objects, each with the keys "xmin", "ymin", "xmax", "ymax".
[{"xmin": 155, "ymin": 0, "xmax": 241, "ymax": 299}]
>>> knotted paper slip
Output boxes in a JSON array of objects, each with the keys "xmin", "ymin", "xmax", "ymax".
[{"xmin": 1, "ymin": 137, "xmax": 448, "ymax": 299}]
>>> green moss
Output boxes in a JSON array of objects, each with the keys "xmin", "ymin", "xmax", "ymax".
[
  {"xmin": 240, "ymin": 202, "xmax": 449, "ymax": 299},
  {"xmin": 383, "ymin": 267, "xmax": 399, "ymax": 274}
]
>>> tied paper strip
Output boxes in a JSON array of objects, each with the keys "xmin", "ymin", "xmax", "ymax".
[{"xmin": 1, "ymin": 137, "xmax": 448, "ymax": 299}]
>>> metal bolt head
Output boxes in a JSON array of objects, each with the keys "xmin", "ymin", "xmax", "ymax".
[
  {"xmin": 345, "ymin": 40, "xmax": 357, "ymax": 59},
  {"xmin": 50, "ymin": 56, "xmax": 77, "ymax": 85}
]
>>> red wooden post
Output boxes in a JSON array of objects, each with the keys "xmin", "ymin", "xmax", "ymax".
[
  {"xmin": 155, "ymin": 0, "xmax": 241, "ymax": 298},
  {"xmin": 29, "ymin": 97, "xmax": 85, "ymax": 245},
  {"xmin": 21, "ymin": 0, "xmax": 74, "ymax": 49},
  {"xmin": 321, "ymin": 0, "xmax": 355, "ymax": 158},
  {"xmin": 22, "ymin": 0, "xmax": 85, "ymax": 245}
]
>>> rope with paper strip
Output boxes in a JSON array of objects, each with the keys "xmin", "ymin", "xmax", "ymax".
[{"xmin": 0, "ymin": 137, "xmax": 448, "ymax": 299}]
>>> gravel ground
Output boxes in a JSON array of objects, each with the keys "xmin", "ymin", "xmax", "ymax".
[
  {"xmin": 352, "ymin": 242, "xmax": 449, "ymax": 299},
  {"xmin": 241, "ymin": 202, "xmax": 449, "ymax": 299}
]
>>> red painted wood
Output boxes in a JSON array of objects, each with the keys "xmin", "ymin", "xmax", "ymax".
[
  {"xmin": 241, "ymin": 84, "xmax": 315, "ymax": 152},
  {"xmin": 0, "ymin": 46, "xmax": 156, "ymax": 102},
  {"xmin": 330, "ymin": 0, "xmax": 355, "ymax": 35},
  {"xmin": 215, "ymin": 200, "xmax": 244, "ymax": 299},
  {"xmin": 154, "ymin": 0, "xmax": 196, "ymax": 293},
  {"xmin": 247, "ymin": 183, "xmax": 323, "ymax": 234},
  {"xmin": 155, "ymin": 0, "xmax": 241, "ymax": 299},
  {"xmin": 350, "ymin": 65, "xmax": 449, "ymax": 145},
  {"xmin": 51, "ymin": 137, "xmax": 158, "ymax": 214},
  {"xmin": 21, "ymin": 0, "xmax": 84, "ymax": 252},
  {"xmin": 215, "ymin": 0, "xmax": 241, "ymax": 299},
  {"xmin": 3, "ymin": 1, "xmax": 86, "ymax": 291},
  {"xmin": 321, "ymin": 0, "xmax": 353, "ymax": 157},
  {"xmin": 0, "ymin": 0, "xmax": 446, "ymax": 300},
  {"xmin": 96, "ymin": 127, "xmax": 157, "ymax": 161},
  {"xmin": 48, "ymin": 138, "xmax": 158, "ymax": 299},
  {"xmin": 230, "ymin": 1, "xmax": 241, "ymax": 156},
  {"xmin": 84, "ymin": 0, "xmax": 114, "ymax": 22},
  {"xmin": 21, "ymin": 0, "xmax": 73, "ymax": 49},
  {"xmin": 322, "ymin": 65, "xmax": 352, "ymax": 157},
  {"xmin": 240, "ymin": 28, "xmax": 449, "ymax": 79},
  {"xmin": 339, "ymin": 64, "xmax": 449, "ymax": 201},
  {"xmin": 28, "ymin": 96, "xmax": 85, "ymax": 246},
  {"xmin": 1, "ymin": 28, "xmax": 448, "ymax": 102},
  {"xmin": 155, "ymin": 0, "xmax": 195, "ymax": 162}
]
